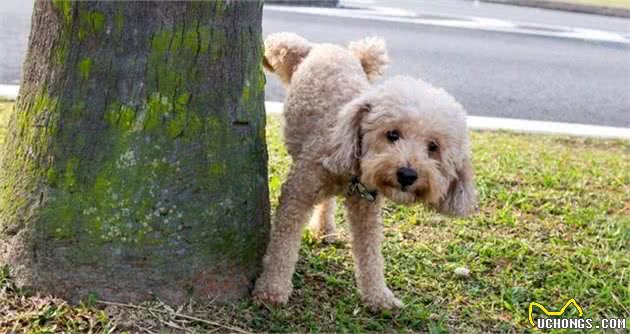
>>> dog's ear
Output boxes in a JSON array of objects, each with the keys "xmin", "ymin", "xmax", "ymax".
[
  {"xmin": 322, "ymin": 98, "xmax": 370, "ymax": 175},
  {"xmin": 436, "ymin": 156, "xmax": 477, "ymax": 216}
]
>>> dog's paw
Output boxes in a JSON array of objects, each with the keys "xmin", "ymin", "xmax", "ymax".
[
  {"xmin": 252, "ymin": 280, "xmax": 291, "ymax": 307},
  {"xmin": 362, "ymin": 287, "xmax": 404, "ymax": 312}
]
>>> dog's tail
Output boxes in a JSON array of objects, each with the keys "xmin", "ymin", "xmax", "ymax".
[
  {"xmin": 263, "ymin": 32, "xmax": 312, "ymax": 86},
  {"xmin": 348, "ymin": 36, "xmax": 390, "ymax": 83}
]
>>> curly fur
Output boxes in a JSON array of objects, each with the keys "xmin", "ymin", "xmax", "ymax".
[
  {"xmin": 348, "ymin": 36, "xmax": 390, "ymax": 83},
  {"xmin": 263, "ymin": 33, "xmax": 389, "ymax": 86},
  {"xmin": 263, "ymin": 32, "xmax": 312, "ymax": 86},
  {"xmin": 254, "ymin": 33, "xmax": 477, "ymax": 311}
]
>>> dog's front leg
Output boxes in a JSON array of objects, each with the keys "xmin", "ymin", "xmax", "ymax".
[
  {"xmin": 345, "ymin": 196, "xmax": 403, "ymax": 311},
  {"xmin": 253, "ymin": 163, "xmax": 322, "ymax": 306}
]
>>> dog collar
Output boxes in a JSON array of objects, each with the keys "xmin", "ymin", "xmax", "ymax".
[{"xmin": 348, "ymin": 176, "xmax": 378, "ymax": 202}]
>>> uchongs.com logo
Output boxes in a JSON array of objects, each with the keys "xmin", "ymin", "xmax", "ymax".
[{"xmin": 528, "ymin": 298, "xmax": 627, "ymax": 330}]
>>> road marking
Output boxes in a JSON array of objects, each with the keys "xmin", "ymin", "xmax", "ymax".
[
  {"xmin": 1, "ymin": 87, "xmax": 626, "ymax": 140},
  {"xmin": 264, "ymin": 5, "xmax": 630, "ymax": 44},
  {"xmin": 264, "ymin": 101, "xmax": 630, "ymax": 140}
]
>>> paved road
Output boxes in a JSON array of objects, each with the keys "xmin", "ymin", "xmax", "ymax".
[
  {"xmin": 0, "ymin": 0, "xmax": 31, "ymax": 85},
  {"xmin": 368, "ymin": 0, "xmax": 630, "ymax": 33},
  {"xmin": 263, "ymin": 7, "xmax": 630, "ymax": 127},
  {"xmin": 1, "ymin": 1, "xmax": 629, "ymax": 126}
]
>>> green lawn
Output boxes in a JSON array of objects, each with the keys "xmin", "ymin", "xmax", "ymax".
[
  {"xmin": 0, "ymin": 101, "xmax": 12, "ymax": 146},
  {"xmin": 1, "ymin": 101, "xmax": 629, "ymax": 333}
]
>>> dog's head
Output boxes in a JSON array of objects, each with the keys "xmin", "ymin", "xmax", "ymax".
[{"xmin": 324, "ymin": 76, "xmax": 477, "ymax": 216}]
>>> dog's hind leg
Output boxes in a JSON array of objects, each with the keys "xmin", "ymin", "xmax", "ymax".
[
  {"xmin": 345, "ymin": 196, "xmax": 403, "ymax": 311},
  {"xmin": 253, "ymin": 162, "xmax": 323, "ymax": 306},
  {"xmin": 309, "ymin": 198, "xmax": 337, "ymax": 243}
]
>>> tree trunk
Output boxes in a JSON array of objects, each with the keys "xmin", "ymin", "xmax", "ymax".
[{"xmin": 0, "ymin": 1, "xmax": 269, "ymax": 304}]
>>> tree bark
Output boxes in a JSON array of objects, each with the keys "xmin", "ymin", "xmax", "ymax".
[{"xmin": 0, "ymin": 1, "xmax": 269, "ymax": 304}]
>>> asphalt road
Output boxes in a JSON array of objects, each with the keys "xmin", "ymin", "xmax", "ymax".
[
  {"xmin": 369, "ymin": 0, "xmax": 630, "ymax": 33},
  {"xmin": 0, "ymin": 0, "xmax": 31, "ymax": 85},
  {"xmin": 1, "ymin": 1, "xmax": 629, "ymax": 126},
  {"xmin": 263, "ymin": 8, "xmax": 630, "ymax": 127}
]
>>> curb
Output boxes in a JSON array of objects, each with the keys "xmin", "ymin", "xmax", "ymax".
[
  {"xmin": 264, "ymin": 102, "xmax": 630, "ymax": 140},
  {"xmin": 480, "ymin": 0, "xmax": 630, "ymax": 18}
]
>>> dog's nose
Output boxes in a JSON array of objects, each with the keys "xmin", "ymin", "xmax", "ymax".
[{"xmin": 396, "ymin": 167, "xmax": 418, "ymax": 187}]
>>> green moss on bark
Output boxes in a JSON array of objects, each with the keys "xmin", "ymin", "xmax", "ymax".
[
  {"xmin": 210, "ymin": 30, "xmax": 227, "ymax": 61},
  {"xmin": 78, "ymin": 10, "xmax": 106, "ymax": 41},
  {"xmin": 115, "ymin": 5, "xmax": 124, "ymax": 36},
  {"xmin": 52, "ymin": 0, "xmax": 72, "ymax": 24},
  {"xmin": 78, "ymin": 57, "xmax": 92, "ymax": 80},
  {"xmin": 105, "ymin": 102, "xmax": 136, "ymax": 131},
  {"xmin": 40, "ymin": 19, "xmax": 268, "ymax": 264}
]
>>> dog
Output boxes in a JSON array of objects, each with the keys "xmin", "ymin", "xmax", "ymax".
[{"xmin": 253, "ymin": 32, "xmax": 477, "ymax": 311}]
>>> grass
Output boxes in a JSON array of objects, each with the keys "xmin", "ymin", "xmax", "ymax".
[
  {"xmin": 1, "ymin": 101, "xmax": 629, "ymax": 333},
  {"xmin": 0, "ymin": 266, "xmax": 116, "ymax": 333},
  {"xmin": 0, "ymin": 101, "xmax": 12, "ymax": 146}
]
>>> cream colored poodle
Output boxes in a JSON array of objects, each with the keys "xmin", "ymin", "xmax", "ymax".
[{"xmin": 254, "ymin": 32, "xmax": 477, "ymax": 311}]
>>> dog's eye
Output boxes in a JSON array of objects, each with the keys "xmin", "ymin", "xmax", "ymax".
[
  {"xmin": 386, "ymin": 130, "xmax": 400, "ymax": 142},
  {"xmin": 428, "ymin": 140, "xmax": 439, "ymax": 153}
]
